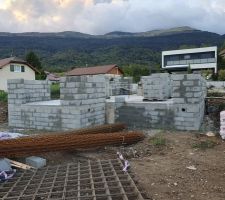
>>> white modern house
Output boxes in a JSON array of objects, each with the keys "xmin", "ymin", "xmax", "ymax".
[
  {"xmin": 162, "ymin": 46, "xmax": 217, "ymax": 73},
  {"xmin": 0, "ymin": 57, "xmax": 39, "ymax": 91}
]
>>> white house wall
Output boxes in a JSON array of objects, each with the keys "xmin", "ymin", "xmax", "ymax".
[{"xmin": 0, "ymin": 64, "xmax": 35, "ymax": 91}]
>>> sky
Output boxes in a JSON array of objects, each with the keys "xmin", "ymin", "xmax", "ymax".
[{"xmin": 0, "ymin": 0, "xmax": 224, "ymax": 34}]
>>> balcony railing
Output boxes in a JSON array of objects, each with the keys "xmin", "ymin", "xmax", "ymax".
[{"xmin": 166, "ymin": 58, "xmax": 216, "ymax": 66}]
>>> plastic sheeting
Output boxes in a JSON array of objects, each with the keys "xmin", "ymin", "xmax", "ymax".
[{"xmin": 0, "ymin": 132, "xmax": 24, "ymax": 140}]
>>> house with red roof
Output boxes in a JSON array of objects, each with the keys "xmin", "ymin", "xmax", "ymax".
[
  {"xmin": 44, "ymin": 71, "xmax": 60, "ymax": 83},
  {"xmin": 66, "ymin": 64, "xmax": 124, "ymax": 76},
  {"xmin": 0, "ymin": 57, "xmax": 39, "ymax": 91}
]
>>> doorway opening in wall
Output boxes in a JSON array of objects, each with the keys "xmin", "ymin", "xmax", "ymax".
[{"xmin": 51, "ymin": 83, "xmax": 60, "ymax": 100}]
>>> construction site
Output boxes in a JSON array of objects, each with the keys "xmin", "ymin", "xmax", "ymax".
[{"xmin": 1, "ymin": 73, "xmax": 225, "ymax": 200}]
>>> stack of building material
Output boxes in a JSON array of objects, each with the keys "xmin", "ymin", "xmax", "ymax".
[
  {"xmin": 0, "ymin": 123, "xmax": 144, "ymax": 157},
  {"xmin": 141, "ymin": 73, "xmax": 171, "ymax": 100}
]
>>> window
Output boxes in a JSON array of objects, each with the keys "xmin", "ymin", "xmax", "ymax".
[
  {"xmin": 10, "ymin": 65, "xmax": 25, "ymax": 72},
  {"xmin": 184, "ymin": 54, "xmax": 190, "ymax": 60},
  {"xmin": 14, "ymin": 65, "xmax": 21, "ymax": 72},
  {"xmin": 21, "ymin": 66, "xmax": 25, "ymax": 72}
]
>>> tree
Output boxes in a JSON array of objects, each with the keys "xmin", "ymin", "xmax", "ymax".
[
  {"xmin": 218, "ymin": 54, "xmax": 225, "ymax": 70},
  {"xmin": 218, "ymin": 70, "xmax": 225, "ymax": 81},
  {"xmin": 187, "ymin": 64, "xmax": 192, "ymax": 74},
  {"xmin": 122, "ymin": 64, "xmax": 150, "ymax": 83},
  {"xmin": 26, "ymin": 51, "xmax": 46, "ymax": 80}
]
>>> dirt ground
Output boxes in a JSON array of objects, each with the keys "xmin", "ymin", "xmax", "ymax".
[
  {"xmin": 1, "ymin": 123, "xmax": 225, "ymax": 200},
  {"xmin": 7, "ymin": 130, "xmax": 223, "ymax": 200}
]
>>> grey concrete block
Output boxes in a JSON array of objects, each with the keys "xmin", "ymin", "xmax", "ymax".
[
  {"xmin": 0, "ymin": 159, "xmax": 12, "ymax": 171},
  {"xmin": 26, "ymin": 156, "xmax": 46, "ymax": 168}
]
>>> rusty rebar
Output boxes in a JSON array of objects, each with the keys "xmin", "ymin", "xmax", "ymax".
[{"xmin": 0, "ymin": 131, "xmax": 144, "ymax": 157}]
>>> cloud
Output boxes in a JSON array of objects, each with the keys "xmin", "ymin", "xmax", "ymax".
[{"xmin": 0, "ymin": 0, "xmax": 224, "ymax": 34}]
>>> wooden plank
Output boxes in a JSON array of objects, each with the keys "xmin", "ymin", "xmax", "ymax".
[{"xmin": 6, "ymin": 159, "xmax": 35, "ymax": 170}]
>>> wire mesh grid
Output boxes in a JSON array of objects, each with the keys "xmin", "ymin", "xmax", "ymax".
[{"xmin": 0, "ymin": 159, "xmax": 147, "ymax": 200}]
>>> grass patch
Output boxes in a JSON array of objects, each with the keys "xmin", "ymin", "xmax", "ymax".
[
  {"xmin": 192, "ymin": 140, "xmax": 217, "ymax": 150},
  {"xmin": 150, "ymin": 135, "xmax": 166, "ymax": 147},
  {"xmin": 51, "ymin": 83, "xmax": 60, "ymax": 99},
  {"xmin": 207, "ymin": 91, "xmax": 224, "ymax": 97},
  {"xmin": 0, "ymin": 90, "xmax": 8, "ymax": 102}
]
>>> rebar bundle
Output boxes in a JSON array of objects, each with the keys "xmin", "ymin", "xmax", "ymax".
[
  {"xmin": 0, "ymin": 128, "xmax": 144, "ymax": 157},
  {"xmin": 38, "ymin": 123, "xmax": 127, "ymax": 136}
]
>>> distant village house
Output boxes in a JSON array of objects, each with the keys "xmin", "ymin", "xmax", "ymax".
[
  {"xmin": 45, "ymin": 71, "xmax": 60, "ymax": 83},
  {"xmin": 0, "ymin": 57, "xmax": 39, "ymax": 91},
  {"xmin": 66, "ymin": 64, "xmax": 124, "ymax": 76}
]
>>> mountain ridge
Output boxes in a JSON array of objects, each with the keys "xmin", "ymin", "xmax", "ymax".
[
  {"xmin": 0, "ymin": 26, "xmax": 224, "ymax": 71},
  {"xmin": 0, "ymin": 26, "xmax": 221, "ymax": 38}
]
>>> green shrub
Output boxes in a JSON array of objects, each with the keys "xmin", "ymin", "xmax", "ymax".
[
  {"xmin": 207, "ymin": 91, "xmax": 224, "ymax": 97},
  {"xmin": 0, "ymin": 90, "xmax": 8, "ymax": 102},
  {"xmin": 51, "ymin": 83, "xmax": 60, "ymax": 99},
  {"xmin": 150, "ymin": 136, "xmax": 166, "ymax": 146},
  {"xmin": 192, "ymin": 140, "xmax": 217, "ymax": 150},
  {"xmin": 218, "ymin": 70, "xmax": 225, "ymax": 81}
]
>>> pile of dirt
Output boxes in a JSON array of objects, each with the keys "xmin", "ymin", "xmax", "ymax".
[{"xmin": 0, "ymin": 101, "xmax": 8, "ymax": 123}]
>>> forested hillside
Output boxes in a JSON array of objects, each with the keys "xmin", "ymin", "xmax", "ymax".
[{"xmin": 0, "ymin": 27, "xmax": 224, "ymax": 72}]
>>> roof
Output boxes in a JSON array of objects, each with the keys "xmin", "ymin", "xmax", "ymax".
[
  {"xmin": 45, "ymin": 71, "xmax": 60, "ymax": 81},
  {"xmin": 162, "ymin": 46, "xmax": 217, "ymax": 55},
  {"xmin": 0, "ymin": 57, "xmax": 40, "ymax": 73},
  {"xmin": 66, "ymin": 64, "xmax": 123, "ymax": 76}
]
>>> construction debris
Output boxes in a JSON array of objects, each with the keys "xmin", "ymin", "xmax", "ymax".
[
  {"xmin": 0, "ymin": 159, "xmax": 16, "ymax": 182},
  {"xmin": 206, "ymin": 131, "xmax": 216, "ymax": 137},
  {"xmin": 0, "ymin": 131, "xmax": 144, "ymax": 157},
  {"xmin": 6, "ymin": 159, "xmax": 35, "ymax": 170},
  {"xmin": 186, "ymin": 165, "xmax": 197, "ymax": 171},
  {"xmin": 0, "ymin": 159, "xmax": 147, "ymax": 200}
]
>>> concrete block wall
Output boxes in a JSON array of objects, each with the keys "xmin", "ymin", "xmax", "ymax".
[
  {"xmin": 141, "ymin": 73, "xmax": 171, "ymax": 100},
  {"xmin": 105, "ymin": 76, "xmax": 133, "ymax": 96},
  {"xmin": 60, "ymin": 76, "xmax": 106, "ymax": 106},
  {"xmin": 24, "ymin": 80, "xmax": 51, "ymax": 102},
  {"xmin": 60, "ymin": 76, "xmax": 106, "ymax": 128},
  {"xmin": 172, "ymin": 74, "xmax": 206, "ymax": 130},
  {"xmin": 109, "ymin": 73, "xmax": 206, "ymax": 131},
  {"xmin": 8, "ymin": 79, "xmax": 50, "ymax": 105},
  {"xmin": 8, "ymin": 76, "xmax": 106, "ymax": 131},
  {"xmin": 115, "ymin": 100, "xmax": 175, "ymax": 129}
]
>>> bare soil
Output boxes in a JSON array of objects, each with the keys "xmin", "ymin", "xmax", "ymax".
[
  {"xmin": 17, "ymin": 131, "xmax": 225, "ymax": 200},
  {"xmin": 1, "ymin": 117, "xmax": 225, "ymax": 200}
]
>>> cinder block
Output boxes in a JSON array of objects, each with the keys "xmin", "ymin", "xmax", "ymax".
[
  {"xmin": 0, "ymin": 159, "xmax": 12, "ymax": 171},
  {"xmin": 26, "ymin": 156, "xmax": 46, "ymax": 168},
  {"xmin": 182, "ymin": 81, "xmax": 194, "ymax": 86}
]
